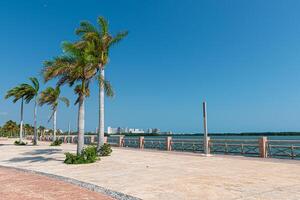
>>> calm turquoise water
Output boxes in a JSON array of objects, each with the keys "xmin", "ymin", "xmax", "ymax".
[{"xmin": 140, "ymin": 135, "xmax": 300, "ymax": 140}]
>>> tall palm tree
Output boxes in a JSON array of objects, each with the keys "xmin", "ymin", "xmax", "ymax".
[
  {"xmin": 23, "ymin": 77, "xmax": 40, "ymax": 145},
  {"xmin": 5, "ymin": 77, "xmax": 40, "ymax": 143},
  {"xmin": 39, "ymin": 86, "xmax": 69, "ymax": 141},
  {"xmin": 43, "ymin": 42, "xmax": 96, "ymax": 155},
  {"xmin": 5, "ymin": 87, "xmax": 25, "ymax": 141},
  {"xmin": 76, "ymin": 16, "xmax": 128, "ymax": 150}
]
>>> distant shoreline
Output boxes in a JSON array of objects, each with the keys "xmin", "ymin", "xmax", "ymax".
[{"xmin": 80, "ymin": 132, "xmax": 300, "ymax": 137}]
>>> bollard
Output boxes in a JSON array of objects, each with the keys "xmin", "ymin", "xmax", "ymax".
[
  {"xmin": 119, "ymin": 135, "xmax": 124, "ymax": 147},
  {"xmin": 139, "ymin": 136, "xmax": 144, "ymax": 149},
  {"xmin": 166, "ymin": 136, "xmax": 172, "ymax": 151},
  {"xmin": 259, "ymin": 137, "xmax": 268, "ymax": 158}
]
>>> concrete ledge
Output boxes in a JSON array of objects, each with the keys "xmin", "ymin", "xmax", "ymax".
[{"xmin": 0, "ymin": 165, "xmax": 141, "ymax": 200}]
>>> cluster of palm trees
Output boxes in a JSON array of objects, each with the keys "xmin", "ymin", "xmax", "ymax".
[{"xmin": 5, "ymin": 16, "xmax": 127, "ymax": 155}]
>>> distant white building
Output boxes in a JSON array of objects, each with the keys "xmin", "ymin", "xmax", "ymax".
[
  {"xmin": 107, "ymin": 127, "xmax": 120, "ymax": 134},
  {"xmin": 128, "ymin": 128, "xmax": 144, "ymax": 134},
  {"xmin": 107, "ymin": 126, "xmax": 145, "ymax": 134}
]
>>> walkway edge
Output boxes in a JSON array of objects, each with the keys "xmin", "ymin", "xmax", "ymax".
[{"xmin": 0, "ymin": 165, "xmax": 141, "ymax": 200}]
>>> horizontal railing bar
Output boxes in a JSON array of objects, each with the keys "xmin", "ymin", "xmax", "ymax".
[
  {"xmin": 268, "ymin": 140, "xmax": 300, "ymax": 143},
  {"xmin": 210, "ymin": 143, "xmax": 259, "ymax": 146},
  {"xmin": 269, "ymin": 145, "xmax": 300, "ymax": 148},
  {"xmin": 172, "ymin": 139, "xmax": 204, "ymax": 142},
  {"xmin": 211, "ymin": 139, "xmax": 258, "ymax": 142}
]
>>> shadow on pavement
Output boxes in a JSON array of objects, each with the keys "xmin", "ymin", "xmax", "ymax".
[
  {"xmin": 21, "ymin": 149, "xmax": 62, "ymax": 156},
  {"xmin": 7, "ymin": 156, "xmax": 63, "ymax": 163}
]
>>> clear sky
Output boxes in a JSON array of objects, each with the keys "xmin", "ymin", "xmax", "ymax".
[{"xmin": 1, "ymin": 0, "xmax": 300, "ymax": 133}]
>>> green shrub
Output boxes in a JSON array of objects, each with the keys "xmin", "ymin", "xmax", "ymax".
[
  {"xmin": 14, "ymin": 140, "xmax": 27, "ymax": 145},
  {"xmin": 64, "ymin": 146, "xmax": 99, "ymax": 164},
  {"xmin": 50, "ymin": 139, "xmax": 63, "ymax": 146},
  {"xmin": 98, "ymin": 143, "xmax": 112, "ymax": 156}
]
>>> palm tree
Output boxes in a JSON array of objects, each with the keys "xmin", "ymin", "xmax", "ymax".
[
  {"xmin": 5, "ymin": 86, "xmax": 25, "ymax": 141},
  {"xmin": 5, "ymin": 78, "xmax": 40, "ymax": 143},
  {"xmin": 39, "ymin": 86, "xmax": 69, "ymax": 141},
  {"xmin": 76, "ymin": 16, "xmax": 128, "ymax": 150},
  {"xmin": 2, "ymin": 120, "xmax": 19, "ymax": 137},
  {"xmin": 43, "ymin": 42, "xmax": 96, "ymax": 155},
  {"xmin": 23, "ymin": 78, "xmax": 40, "ymax": 145}
]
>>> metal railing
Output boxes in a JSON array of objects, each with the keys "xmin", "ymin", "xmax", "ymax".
[
  {"xmin": 171, "ymin": 139, "xmax": 204, "ymax": 152},
  {"xmin": 210, "ymin": 139, "xmax": 260, "ymax": 156},
  {"xmin": 123, "ymin": 137, "xmax": 139, "ymax": 148},
  {"xmin": 107, "ymin": 136, "xmax": 119, "ymax": 146},
  {"xmin": 34, "ymin": 135, "xmax": 300, "ymax": 160},
  {"xmin": 143, "ymin": 138, "xmax": 166, "ymax": 150},
  {"xmin": 267, "ymin": 140, "xmax": 300, "ymax": 159}
]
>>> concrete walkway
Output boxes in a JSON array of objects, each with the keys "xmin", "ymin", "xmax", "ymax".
[
  {"xmin": 0, "ymin": 139, "xmax": 299, "ymax": 200},
  {"xmin": 0, "ymin": 166, "xmax": 113, "ymax": 200}
]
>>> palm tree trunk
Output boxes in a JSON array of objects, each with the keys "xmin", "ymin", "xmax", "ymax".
[
  {"xmin": 53, "ymin": 109, "xmax": 57, "ymax": 141},
  {"xmin": 98, "ymin": 69, "xmax": 105, "ymax": 150},
  {"xmin": 77, "ymin": 95, "xmax": 85, "ymax": 155},
  {"xmin": 33, "ymin": 97, "xmax": 38, "ymax": 145},
  {"xmin": 19, "ymin": 97, "xmax": 24, "ymax": 142}
]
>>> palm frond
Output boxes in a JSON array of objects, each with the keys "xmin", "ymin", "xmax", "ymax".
[
  {"xmin": 59, "ymin": 96, "xmax": 70, "ymax": 107},
  {"xmin": 109, "ymin": 31, "xmax": 128, "ymax": 47},
  {"xmin": 76, "ymin": 21, "xmax": 98, "ymax": 36},
  {"xmin": 97, "ymin": 16, "xmax": 109, "ymax": 36},
  {"xmin": 98, "ymin": 75, "xmax": 114, "ymax": 97},
  {"xmin": 29, "ymin": 77, "xmax": 40, "ymax": 92}
]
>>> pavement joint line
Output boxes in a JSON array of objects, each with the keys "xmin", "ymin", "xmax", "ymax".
[{"xmin": 0, "ymin": 165, "xmax": 141, "ymax": 200}]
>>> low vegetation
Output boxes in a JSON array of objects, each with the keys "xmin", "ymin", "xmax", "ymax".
[
  {"xmin": 14, "ymin": 140, "xmax": 27, "ymax": 145},
  {"xmin": 50, "ymin": 139, "xmax": 63, "ymax": 146},
  {"xmin": 64, "ymin": 146, "xmax": 99, "ymax": 164},
  {"xmin": 98, "ymin": 143, "xmax": 113, "ymax": 156},
  {"xmin": 64, "ymin": 144, "xmax": 113, "ymax": 164}
]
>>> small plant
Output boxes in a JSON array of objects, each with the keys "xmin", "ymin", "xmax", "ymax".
[
  {"xmin": 64, "ymin": 145, "xmax": 99, "ymax": 164},
  {"xmin": 98, "ymin": 143, "xmax": 112, "ymax": 156},
  {"xmin": 14, "ymin": 140, "xmax": 27, "ymax": 145},
  {"xmin": 50, "ymin": 139, "xmax": 63, "ymax": 146}
]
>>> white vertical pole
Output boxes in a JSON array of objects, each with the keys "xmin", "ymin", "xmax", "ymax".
[
  {"xmin": 203, "ymin": 102, "xmax": 209, "ymax": 155},
  {"xmin": 68, "ymin": 121, "xmax": 71, "ymax": 143}
]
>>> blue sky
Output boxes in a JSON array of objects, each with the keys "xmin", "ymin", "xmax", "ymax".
[{"xmin": 1, "ymin": 0, "xmax": 300, "ymax": 133}]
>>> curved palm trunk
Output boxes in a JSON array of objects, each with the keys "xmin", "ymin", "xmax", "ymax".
[
  {"xmin": 19, "ymin": 97, "xmax": 24, "ymax": 142},
  {"xmin": 33, "ymin": 97, "xmax": 38, "ymax": 145},
  {"xmin": 98, "ymin": 69, "xmax": 105, "ymax": 150},
  {"xmin": 77, "ymin": 95, "xmax": 85, "ymax": 155},
  {"xmin": 53, "ymin": 109, "xmax": 57, "ymax": 141}
]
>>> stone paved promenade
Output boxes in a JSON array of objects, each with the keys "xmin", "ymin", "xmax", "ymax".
[
  {"xmin": 0, "ymin": 166, "xmax": 113, "ymax": 200},
  {"xmin": 0, "ymin": 139, "xmax": 300, "ymax": 200}
]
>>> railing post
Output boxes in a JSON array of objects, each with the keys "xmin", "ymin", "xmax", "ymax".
[
  {"xmin": 139, "ymin": 136, "xmax": 144, "ymax": 149},
  {"xmin": 119, "ymin": 135, "xmax": 124, "ymax": 147},
  {"xmin": 64, "ymin": 136, "xmax": 67, "ymax": 143},
  {"xmin": 259, "ymin": 137, "xmax": 268, "ymax": 158},
  {"xmin": 166, "ymin": 136, "xmax": 172, "ymax": 151},
  {"xmin": 90, "ymin": 135, "xmax": 95, "ymax": 144},
  {"xmin": 206, "ymin": 136, "xmax": 211, "ymax": 154},
  {"xmin": 71, "ymin": 136, "xmax": 75, "ymax": 143}
]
